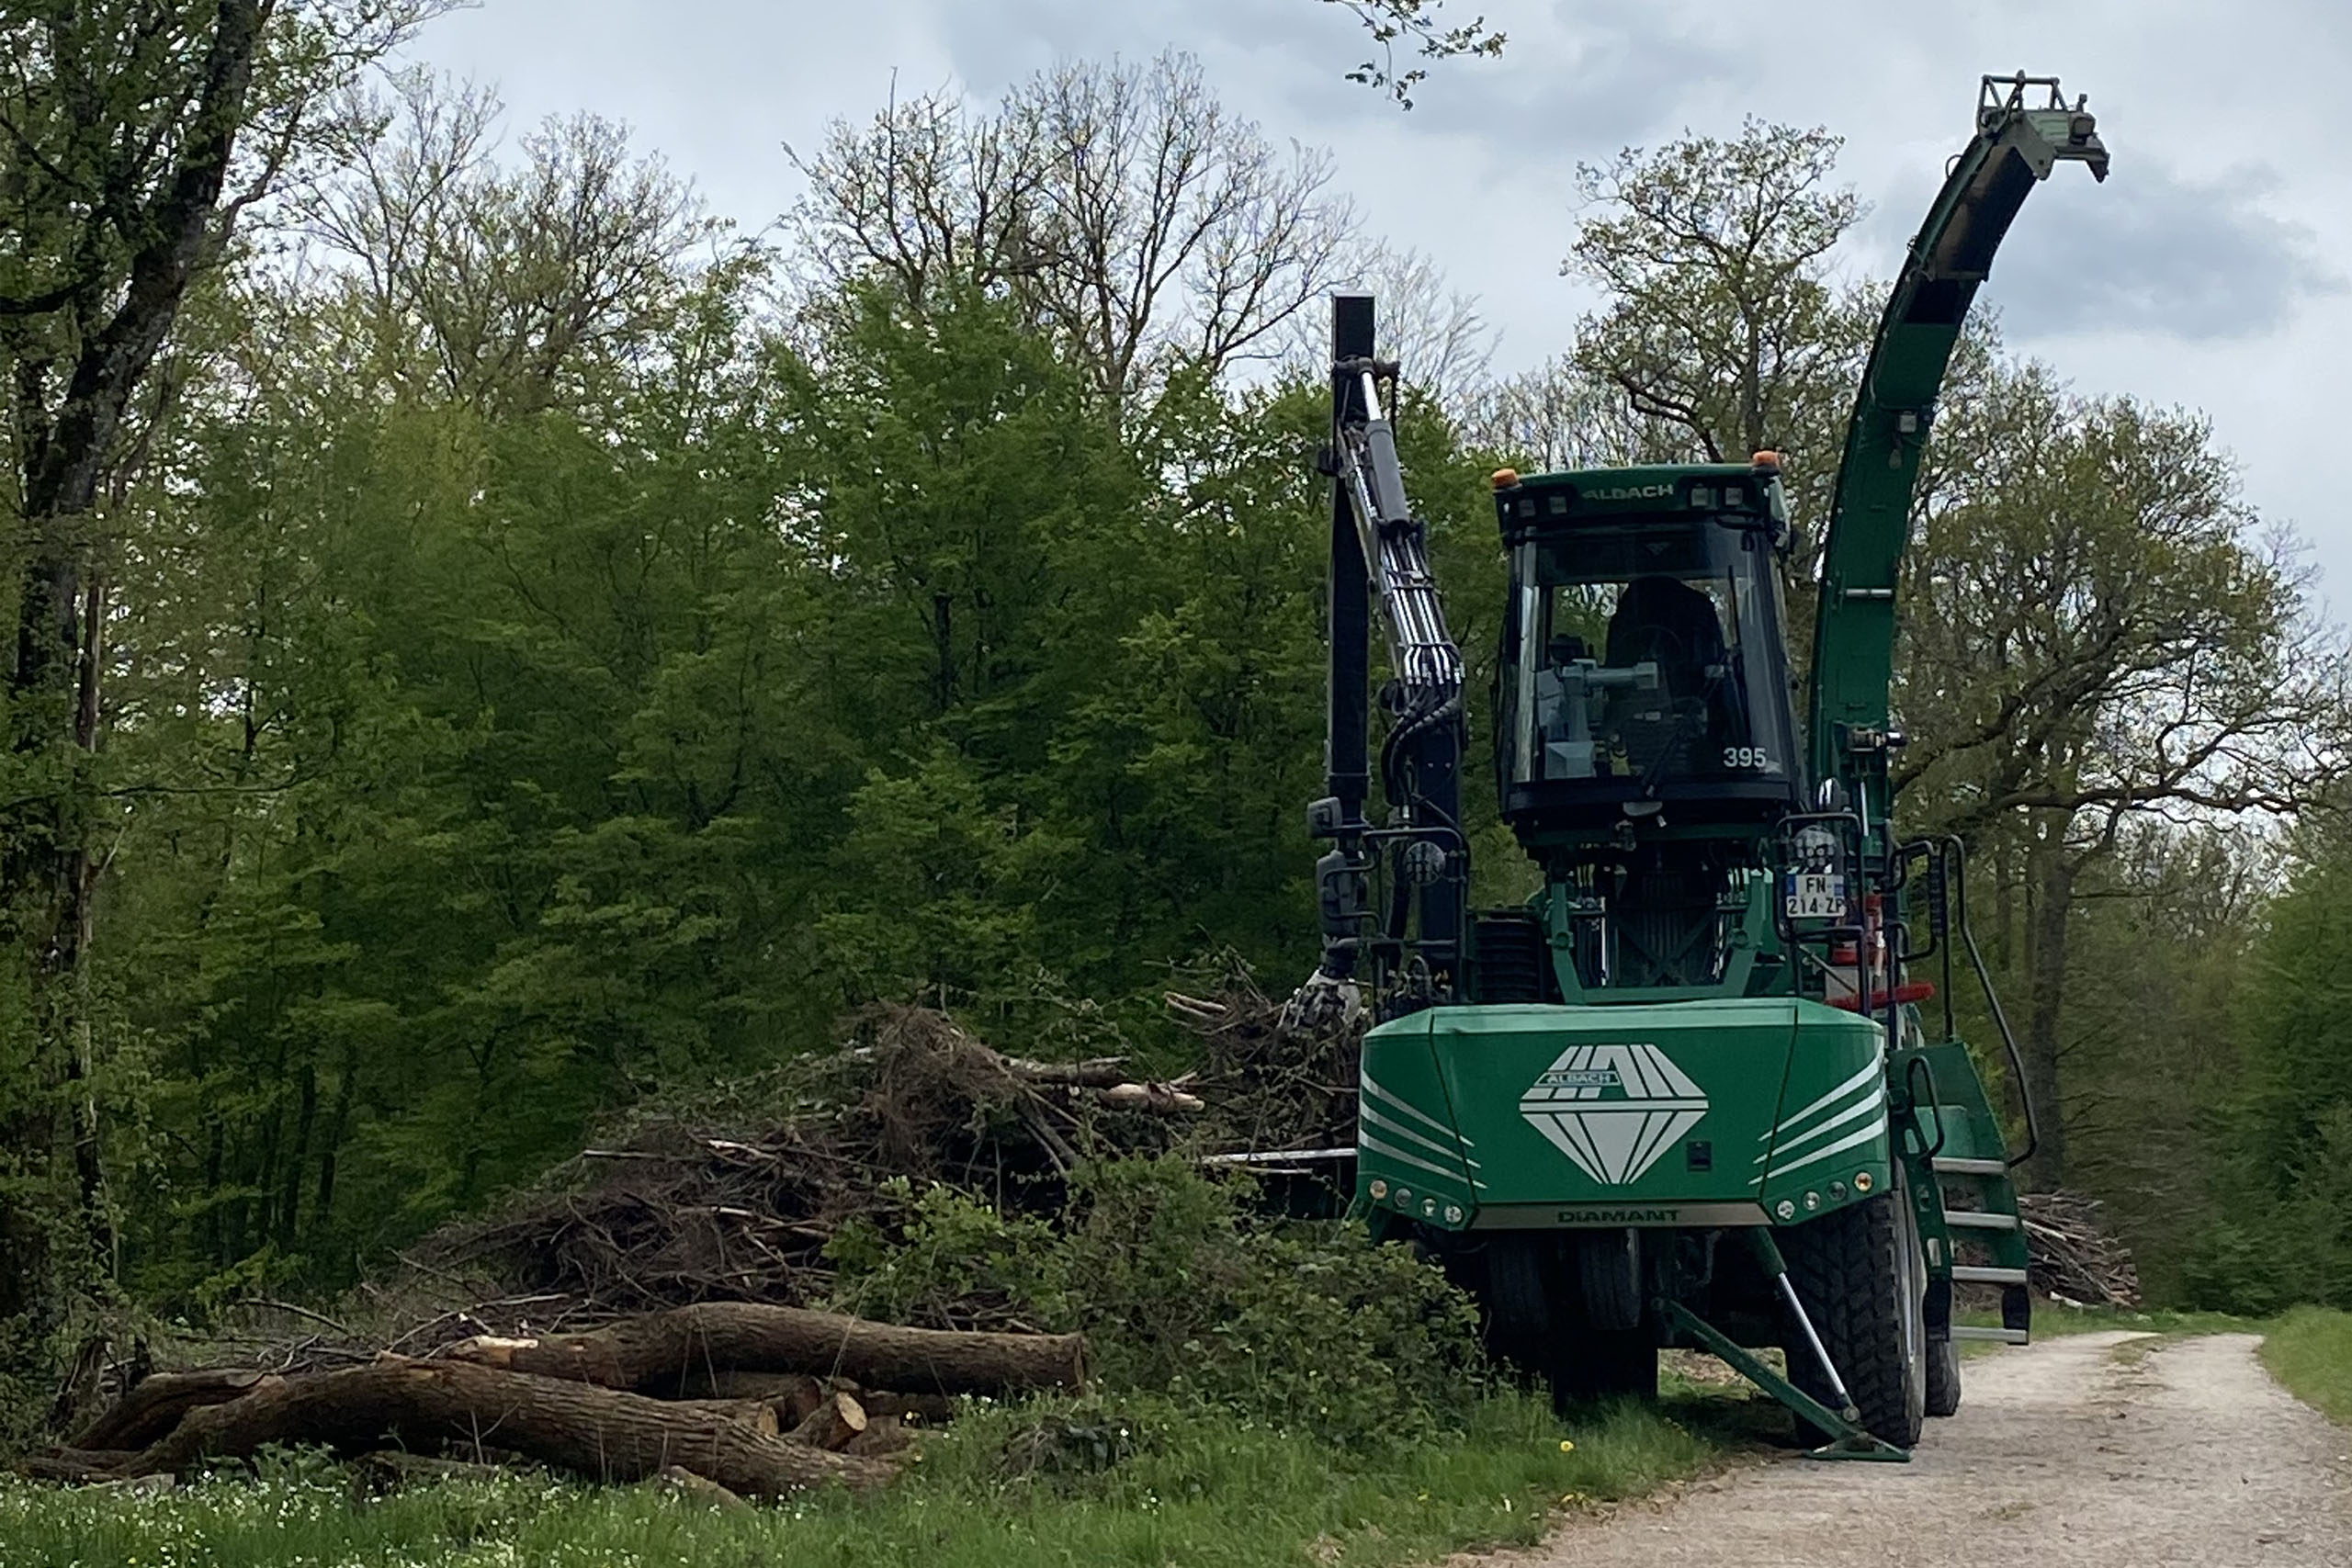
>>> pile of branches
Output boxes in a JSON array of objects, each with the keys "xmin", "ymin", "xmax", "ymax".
[
  {"xmin": 17, "ymin": 998, "xmax": 1293, "ymax": 1496},
  {"xmin": 2019, "ymin": 1190, "xmax": 2142, "ymax": 1308},
  {"xmin": 1166, "ymin": 972, "xmax": 1363, "ymax": 1155},
  {"xmin": 402, "ymin": 1006, "xmax": 1215, "ymax": 1340},
  {"xmin": 22, "ymin": 988, "xmax": 1348, "ymax": 1500},
  {"xmin": 19, "ymin": 1302, "xmax": 1085, "ymax": 1502}
]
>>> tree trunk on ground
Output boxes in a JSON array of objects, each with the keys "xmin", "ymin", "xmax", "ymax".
[
  {"xmin": 446, "ymin": 1302, "xmax": 1086, "ymax": 1396},
  {"xmin": 71, "ymin": 1368, "xmax": 280, "ymax": 1450},
  {"xmin": 855, "ymin": 1388, "xmax": 958, "ymax": 1426},
  {"xmin": 844, "ymin": 1415, "xmax": 912, "ymax": 1457},
  {"xmin": 655, "ymin": 1463, "xmax": 753, "ymax": 1513},
  {"xmin": 673, "ymin": 1370, "xmax": 827, "ymax": 1421},
  {"xmin": 350, "ymin": 1450, "xmax": 513, "ymax": 1495},
  {"xmin": 8, "ymin": 1448, "xmax": 141, "ymax": 1483},
  {"xmin": 124, "ymin": 1358, "xmax": 891, "ymax": 1497}
]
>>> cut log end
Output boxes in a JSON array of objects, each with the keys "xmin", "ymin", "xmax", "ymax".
[{"xmin": 788, "ymin": 1390, "xmax": 867, "ymax": 1451}]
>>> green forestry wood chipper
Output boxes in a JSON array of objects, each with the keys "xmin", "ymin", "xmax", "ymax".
[{"xmin": 1299, "ymin": 75, "xmax": 2109, "ymax": 1456}]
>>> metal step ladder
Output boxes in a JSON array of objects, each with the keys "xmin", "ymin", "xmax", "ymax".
[
  {"xmin": 1932, "ymin": 1153, "xmax": 2032, "ymax": 1342},
  {"xmin": 1906, "ymin": 1040, "xmax": 2034, "ymax": 1346}
]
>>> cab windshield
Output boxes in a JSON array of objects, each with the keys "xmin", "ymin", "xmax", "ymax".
[{"xmin": 1503, "ymin": 516, "xmax": 1796, "ymax": 795}]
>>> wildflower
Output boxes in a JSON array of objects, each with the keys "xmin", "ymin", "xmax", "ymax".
[{"xmin": 1558, "ymin": 1438, "xmax": 1575, "ymax": 1452}]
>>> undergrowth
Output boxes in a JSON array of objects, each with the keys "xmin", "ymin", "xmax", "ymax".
[
  {"xmin": 0, "ymin": 1391, "xmax": 1739, "ymax": 1568},
  {"xmin": 825, "ymin": 1158, "xmax": 1486, "ymax": 1444}
]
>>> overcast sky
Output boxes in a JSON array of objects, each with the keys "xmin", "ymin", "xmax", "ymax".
[{"xmin": 409, "ymin": 0, "xmax": 2350, "ymax": 604}]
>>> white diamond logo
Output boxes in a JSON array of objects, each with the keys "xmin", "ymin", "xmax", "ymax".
[{"xmin": 1519, "ymin": 1043, "xmax": 1707, "ymax": 1186}]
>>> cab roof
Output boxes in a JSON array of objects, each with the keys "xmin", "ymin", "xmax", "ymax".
[{"xmin": 1493, "ymin": 462, "xmax": 1783, "ymax": 543}]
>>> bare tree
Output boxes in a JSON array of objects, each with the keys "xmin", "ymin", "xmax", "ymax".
[
  {"xmin": 1278, "ymin": 243, "xmax": 1492, "ymax": 416},
  {"xmin": 786, "ymin": 53, "xmax": 1356, "ymax": 408},
  {"xmin": 1467, "ymin": 353, "xmax": 1679, "ymax": 475},
  {"xmin": 301, "ymin": 73, "xmax": 718, "ymax": 413}
]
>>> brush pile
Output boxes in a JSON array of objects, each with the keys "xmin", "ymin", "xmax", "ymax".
[
  {"xmin": 24, "ymin": 992, "xmax": 1342, "ymax": 1500},
  {"xmin": 412, "ymin": 1006, "xmax": 1211, "ymax": 1337},
  {"xmin": 2018, "ymin": 1190, "xmax": 2142, "ymax": 1308}
]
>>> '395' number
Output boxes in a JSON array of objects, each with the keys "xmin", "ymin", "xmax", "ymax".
[{"xmin": 1722, "ymin": 747, "xmax": 1772, "ymax": 770}]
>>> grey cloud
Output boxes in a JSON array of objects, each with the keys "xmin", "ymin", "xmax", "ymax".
[
  {"xmin": 1400, "ymin": 0, "xmax": 1749, "ymax": 154},
  {"xmin": 924, "ymin": 0, "xmax": 1747, "ymax": 167},
  {"xmin": 1984, "ymin": 161, "xmax": 2339, "ymax": 342}
]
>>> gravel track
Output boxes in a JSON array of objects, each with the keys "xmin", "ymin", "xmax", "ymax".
[{"xmin": 1523, "ymin": 1331, "xmax": 2352, "ymax": 1567}]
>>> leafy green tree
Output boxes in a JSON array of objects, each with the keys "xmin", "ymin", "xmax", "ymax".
[
  {"xmin": 1563, "ymin": 120, "xmax": 1870, "ymax": 536},
  {"xmin": 2182, "ymin": 844, "xmax": 2352, "ymax": 1311},
  {"xmin": 0, "ymin": 0, "xmax": 439, "ymax": 1407},
  {"xmin": 1895, "ymin": 366, "xmax": 2340, "ymax": 1188}
]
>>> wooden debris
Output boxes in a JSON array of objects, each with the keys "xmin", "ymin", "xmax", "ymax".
[
  {"xmin": 120, "ymin": 1357, "xmax": 893, "ymax": 1498},
  {"xmin": 71, "ymin": 1369, "xmax": 280, "ymax": 1451},
  {"xmin": 2019, "ymin": 1190, "xmax": 2141, "ymax": 1307},
  {"xmin": 674, "ymin": 1370, "xmax": 827, "ymax": 1423},
  {"xmin": 656, "ymin": 1464, "xmax": 755, "ymax": 1513},
  {"xmin": 350, "ymin": 1450, "xmax": 513, "ymax": 1495},
  {"xmin": 444, "ymin": 1301, "xmax": 1086, "ymax": 1397},
  {"xmin": 843, "ymin": 1415, "xmax": 913, "ymax": 1458},
  {"xmin": 786, "ymin": 1389, "xmax": 866, "ymax": 1451},
  {"xmin": 856, "ymin": 1388, "xmax": 957, "ymax": 1426}
]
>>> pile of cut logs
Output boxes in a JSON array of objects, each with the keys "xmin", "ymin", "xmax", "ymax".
[
  {"xmin": 18, "ymin": 1303, "xmax": 1085, "ymax": 1501},
  {"xmin": 2018, "ymin": 1190, "xmax": 2142, "ymax": 1308}
]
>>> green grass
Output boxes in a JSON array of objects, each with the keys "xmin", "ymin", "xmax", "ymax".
[
  {"xmin": 0, "ymin": 1390, "xmax": 1751, "ymax": 1568},
  {"xmin": 2258, "ymin": 1306, "xmax": 2352, "ymax": 1426},
  {"xmin": 2021, "ymin": 1302, "xmax": 2256, "ymax": 1338}
]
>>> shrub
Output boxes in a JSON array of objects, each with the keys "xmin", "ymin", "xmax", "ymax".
[{"xmin": 825, "ymin": 1158, "xmax": 1486, "ymax": 1444}]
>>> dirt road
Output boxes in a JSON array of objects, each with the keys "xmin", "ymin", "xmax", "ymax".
[{"xmin": 1527, "ymin": 1332, "xmax": 2351, "ymax": 1567}]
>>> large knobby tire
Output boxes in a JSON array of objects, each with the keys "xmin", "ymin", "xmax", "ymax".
[
  {"xmin": 1891, "ymin": 1170, "xmax": 1947, "ymax": 1419},
  {"xmin": 1572, "ymin": 1230, "xmax": 1643, "ymax": 1332},
  {"xmin": 1546, "ymin": 1231, "xmax": 1655, "ymax": 1409},
  {"xmin": 1779, "ymin": 1188, "xmax": 1927, "ymax": 1449},
  {"xmin": 1925, "ymin": 1333, "xmax": 1962, "ymax": 1417}
]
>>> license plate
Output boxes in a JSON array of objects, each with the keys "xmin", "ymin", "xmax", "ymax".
[{"xmin": 1783, "ymin": 872, "xmax": 1848, "ymax": 920}]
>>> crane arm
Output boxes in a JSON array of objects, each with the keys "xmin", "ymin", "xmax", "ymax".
[
  {"xmin": 1804, "ymin": 75, "xmax": 2109, "ymax": 817},
  {"xmin": 1332, "ymin": 356, "xmax": 1466, "ymax": 731},
  {"xmin": 1304, "ymin": 296, "xmax": 1467, "ymax": 1006}
]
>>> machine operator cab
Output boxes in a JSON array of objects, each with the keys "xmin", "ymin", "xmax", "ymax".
[{"xmin": 1494, "ymin": 458, "xmax": 1805, "ymax": 834}]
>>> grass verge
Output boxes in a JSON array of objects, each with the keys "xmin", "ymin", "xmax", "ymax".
[
  {"xmin": 2258, "ymin": 1305, "xmax": 2352, "ymax": 1426},
  {"xmin": 0, "ymin": 1389, "xmax": 1753, "ymax": 1568}
]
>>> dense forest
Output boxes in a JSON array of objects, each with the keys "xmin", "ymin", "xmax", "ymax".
[{"xmin": 2, "ymin": 2, "xmax": 2348, "ymax": 1423}]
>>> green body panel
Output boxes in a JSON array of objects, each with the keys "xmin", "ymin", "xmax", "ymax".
[
  {"xmin": 1357, "ymin": 999, "xmax": 1890, "ymax": 1233},
  {"xmin": 1911, "ymin": 1038, "xmax": 2007, "ymax": 1166},
  {"xmin": 1910, "ymin": 1037, "xmax": 2031, "ymax": 1276},
  {"xmin": 1806, "ymin": 97, "xmax": 2109, "ymax": 817}
]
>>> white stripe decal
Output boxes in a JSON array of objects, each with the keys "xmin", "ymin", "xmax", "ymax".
[
  {"xmin": 1766, "ymin": 1114, "xmax": 1888, "ymax": 1179},
  {"xmin": 1752, "ymin": 1089, "xmax": 1884, "ymax": 1165},
  {"xmin": 1362, "ymin": 1073, "xmax": 1474, "ymax": 1145},
  {"xmin": 1359, "ymin": 1101, "xmax": 1461, "ymax": 1161},
  {"xmin": 1360, "ymin": 1132, "xmax": 1464, "ymax": 1183},
  {"xmin": 1759, "ymin": 1052, "xmax": 1886, "ymax": 1142}
]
